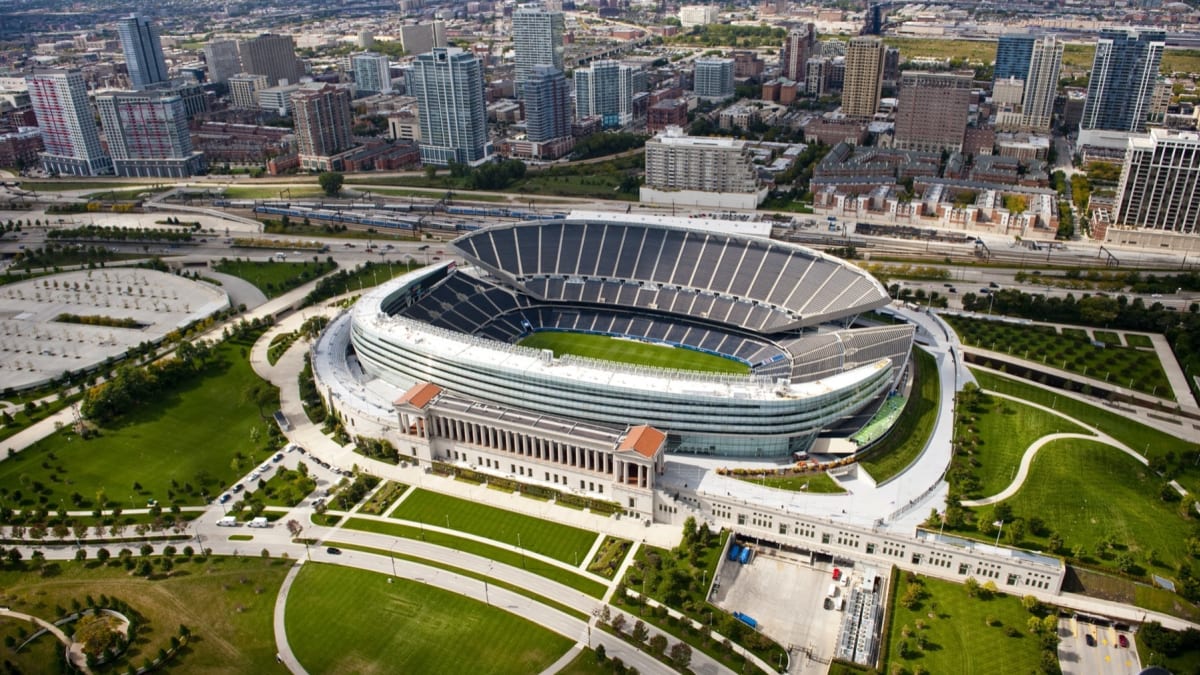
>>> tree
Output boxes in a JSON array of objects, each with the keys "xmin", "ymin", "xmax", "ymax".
[
  {"xmin": 95, "ymin": 548, "xmax": 110, "ymax": 564},
  {"xmin": 74, "ymin": 614, "xmax": 120, "ymax": 658},
  {"xmin": 594, "ymin": 643, "xmax": 607, "ymax": 663},
  {"xmin": 964, "ymin": 576, "xmax": 980, "ymax": 598},
  {"xmin": 648, "ymin": 633, "xmax": 668, "ymax": 655},
  {"xmin": 318, "ymin": 172, "xmax": 344, "ymax": 197},
  {"xmin": 632, "ymin": 620, "xmax": 649, "ymax": 643},
  {"xmin": 287, "ymin": 519, "xmax": 303, "ymax": 538},
  {"xmin": 669, "ymin": 641, "xmax": 692, "ymax": 667},
  {"xmin": 1022, "ymin": 595, "xmax": 1042, "ymax": 614},
  {"xmin": 611, "ymin": 613, "xmax": 626, "ymax": 634}
]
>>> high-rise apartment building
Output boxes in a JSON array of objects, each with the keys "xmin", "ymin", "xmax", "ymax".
[
  {"xmin": 993, "ymin": 35, "xmax": 1062, "ymax": 132},
  {"xmin": 238, "ymin": 34, "xmax": 306, "ymax": 87},
  {"xmin": 994, "ymin": 34, "xmax": 1036, "ymax": 81},
  {"xmin": 1081, "ymin": 29, "xmax": 1165, "ymax": 133},
  {"xmin": 842, "ymin": 36, "xmax": 885, "ymax": 119},
  {"xmin": 406, "ymin": 48, "xmax": 491, "ymax": 166},
  {"xmin": 292, "ymin": 83, "xmax": 354, "ymax": 170},
  {"xmin": 352, "ymin": 52, "xmax": 392, "ymax": 95},
  {"xmin": 117, "ymin": 15, "xmax": 169, "ymax": 90},
  {"xmin": 782, "ymin": 24, "xmax": 817, "ymax": 82},
  {"xmin": 26, "ymin": 69, "xmax": 112, "ymax": 176},
  {"xmin": 640, "ymin": 126, "xmax": 765, "ymax": 209},
  {"xmin": 523, "ymin": 66, "xmax": 571, "ymax": 143},
  {"xmin": 96, "ymin": 90, "xmax": 205, "ymax": 177},
  {"xmin": 203, "ymin": 39, "xmax": 242, "ymax": 85},
  {"xmin": 399, "ymin": 22, "xmax": 447, "ymax": 57},
  {"xmin": 513, "ymin": 6, "xmax": 564, "ymax": 96},
  {"xmin": 575, "ymin": 59, "xmax": 635, "ymax": 128},
  {"xmin": 679, "ymin": 5, "xmax": 718, "ymax": 28},
  {"xmin": 1021, "ymin": 36, "xmax": 1062, "ymax": 130},
  {"xmin": 893, "ymin": 72, "xmax": 972, "ymax": 153},
  {"xmin": 1114, "ymin": 129, "xmax": 1200, "ymax": 233},
  {"xmin": 694, "ymin": 58, "xmax": 734, "ymax": 101},
  {"xmin": 229, "ymin": 73, "xmax": 268, "ymax": 109}
]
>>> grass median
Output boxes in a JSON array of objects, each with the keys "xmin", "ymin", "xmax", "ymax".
[
  {"xmin": 859, "ymin": 348, "xmax": 940, "ymax": 483},
  {"xmin": 341, "ymin": 517, "xmax": 606, "ymax": 597}
]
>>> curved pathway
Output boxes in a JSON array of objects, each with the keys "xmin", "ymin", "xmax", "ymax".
[
  {"xmin": 0, "ymin": 607, "xmax": 90, "ymax": 674},
  {"xmin": 961, "ymin": 391, "xmax": 1149, "ymax": 507},
  {"xmin": 272, "ymin": 562, "xmax": 309, "ymax": 675}
]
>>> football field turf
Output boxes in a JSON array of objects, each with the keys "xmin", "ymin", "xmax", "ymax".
[{"xmin": 517, "ymin": 331, "xmax": 750, "ymax": 374}]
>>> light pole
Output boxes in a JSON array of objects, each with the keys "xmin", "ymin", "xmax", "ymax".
[
  {"xmin": 445, "ymin": 514, "xmax": 450, "ymax": 530},
  {"xmin": 517, "ymin": 533, "xmax": 525, "ymax": 568},
  {"xmin": 390, "ymin": 539, "xmax": 398, "ymax": 577}
]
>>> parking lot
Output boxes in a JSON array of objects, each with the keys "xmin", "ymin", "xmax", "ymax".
[
  {"xmin": 1058, "ymin": 616, "xmax": 1141, "ymax": 675},
  {"xmin": 710, "ymin": 544, "xmax": 848, "ymax": 674}
]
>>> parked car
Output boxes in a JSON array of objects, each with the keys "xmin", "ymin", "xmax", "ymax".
[
  {"xmin": 832, "ymin": 567, "xmax": 842, "ymax": 581},
  {"xmin": 274, "ymin": 452, "xmax": 284, "ymax": 462},
  {"xmin": 1118, "ymin": 634, "xmax": 1129, "ymax": 649},
  {"xmin": 326, "ymin": 547, "xmax": 341, "ymax": 555},
  {"xmin": 1085, "ymin": 634, "xmax": 1096, "ymax": 647},
  {"xmin": 218, "ymin": 493, "xmax": 231, "ymax": 504}
]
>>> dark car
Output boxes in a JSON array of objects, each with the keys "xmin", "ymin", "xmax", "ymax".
[
  {"xmin": 326, "ymin": 547, "xmax": 341, "ymax": 555},
  {"xmin": 1085, "ymin": 634, "xmax": 1096, "ymax": 647},
  {"xmin": 1118, "ymin": 634, "xmax": 1129, "ymax": 648}
]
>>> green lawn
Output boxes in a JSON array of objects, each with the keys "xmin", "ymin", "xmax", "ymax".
[
  {"xmin": 558, "ymin": 647, "xmax": 613, "ymax": 675},
  {"xmin": 974, "ymin": 439, "xmax": 1191, "ymax": 576},
  {"xmin": 342, "ymin": 517, "xmax": 606, "ymax": 597},
  {"xmin": 212, "ymin": 258, "xmax": 336, "ymax": 298},
  {"xmin": 973, "ymin": 370, "xmax": 1200, "ymax": 494},
  {"xmin": 517, "ymin": 331, "xmax": 750, "ymax": 375},
  {"xmin": 885, "ymin": 574, "xmax": 1046, "ymax": 675},
  {"xmin": 0, "ymin": 556, "xmax": 289, "ymax": 675},
  {"xmin": 958, "ymin": 393, "xmax": 1088, "ymax": 499},
  {"xmin": 390, "ymin": 488, "xmax": 598, "ymax": 565},
  {"xmin": 859, "ymin": 349, "xmax": 940, "ymax": 483},
  {"xmin": 0, "ymin": 337, "xmax": 276, "ymax": 509},
  {"xmin": 737, "ymin": 471, "xmax": 846, "ymax": 493},
  {"xmin": 84, "ymin": 186, "xmax": 172, "ymax": 201},
  {"xmin": 945, "ymin": 315, "xmax": 1173, "ymax": 399},
  {"xmin": 285, "ymin": 563, "xmax": 574, "ymax": 674},
  {"xmin": 21, "ymin": 180, "xmax": 165, "ymax": 193},
  {"xmin": 1126, "ymin": 333, "xmax": 1154, "ymax": 349}
]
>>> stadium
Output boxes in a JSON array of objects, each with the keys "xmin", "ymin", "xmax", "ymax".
[{"xmin": 347, "ymin": 212, "xmax": 915, "ymax": 458}]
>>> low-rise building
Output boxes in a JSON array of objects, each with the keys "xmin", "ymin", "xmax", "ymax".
[{"xmin": 640, "ymin": 126, "xmax": 767, "ymax": 209}]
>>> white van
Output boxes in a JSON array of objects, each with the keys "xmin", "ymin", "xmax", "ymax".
[
  {"xmin": 274, "ymin": 252, "xmax": 286, "ymax": 260},
  {"xmin": 216, "ymin": 516, "xmax": 238, "ymax": 527},
  {"xmin": 248, "ymin": 517, "xmax": 271, "ymax": 528}
]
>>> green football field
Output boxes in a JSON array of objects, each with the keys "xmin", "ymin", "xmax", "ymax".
[{"xmin": 517, "ymin": 331, "xmax": 750, "ymax": 374}]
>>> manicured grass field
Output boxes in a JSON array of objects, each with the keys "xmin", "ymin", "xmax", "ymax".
[
  {"xmin": 0, "ymin": 557, "xmax": 289, "ymax": 675},
  {"xmin": 558, "ymin": 647, "xmax": 613, "ymax": 675},
  {"xmin": 285, "ymin": 564, "xmax": 574, "ymax": 674},
  {"xmin": 959, "ymin": 393, "xmax": 1087, "ymax": 499},
  {"xmin": 1126, "ymin": 333, "xmax": 1154, "ymax": 349},
  {"xmin": 859, "ymin": 349, "xmax": 940, "ymax": 483},
  {"xmin": 883, "ymin": 37, "xmax": 998, "ymax": 65},
  {"xmin": 517, "ymin": 331, "xmax": 750, "ymax": 375},
  {"xmin": 1094, "ymin": 330, "xmax": 1122, "ymax": 345},
  {"xmin": 390, "ymin": 488, "xmax": 598, "ymax": 565},
  {"xmin": 885, "ymin": 574, "xmax": 1045, "ymax": 675},
  {"xmin": 976, "ymin": 439, "xmax": 1191, "ymax": 575},
  {"xmin": 212, "ymin": 258, "xmax": 336, "ymax": 298},
  {"xmin": 738, "ymin": 471, "xmax": 846, "ymax": 494},
  {"xmin": 944, "ymin": 315, "xmax": 1172, "ymax": 399},
  {"xmin": 0, "ymin": 337, "xmax": 277, "ymax": 509},
  {"xmin": 342, "ymin": 517, "xmax": 606, "ymax": 597},
  {"xmin": 973, "ymin": 370, "xmax": 1200, "ymax": 494}
]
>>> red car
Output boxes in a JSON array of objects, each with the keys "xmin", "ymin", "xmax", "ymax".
[
  {"xmin": 832, "ymin": 567, "xmax": 842, "ymax": 581},
  {"xmin": 1118, "ymin": 634, "xmax": 1129, "ymax": 649}
]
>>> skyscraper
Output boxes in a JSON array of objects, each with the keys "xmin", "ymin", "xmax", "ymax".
[
  {"xmin": 406, "ymin": 48, "xmax": 490, "ymax": 166},
  {"xmin": 893, "ymin": 72, "xmax": 972, "ymax": 153},
  {"xmin": 994, "ymin": 34, "xmax": 1036, "ymax": 81},
  {"xmin": 352, "ymin": 52, "xmax": 392, "ymax": 95},
  {"xmin": 399, "ymin": 22, "xmax": 447, "ymax": 57},
  {"xmin": 842, "ymin": 36, "xmax": 885, "ymax": 119},
  {"xmin": 203, "ymin": 39, "xmax": 242, "ymax": 85},
  {"xmin": 694, "ymin": 58, "xmax": 734, "ymax": 101},
  {"xmin": 96, "ymin": 90, "xmax": 205, "ymax": 177},
  {"xmin": 512, "ymin": 5, "xmax": 564, "ymax": 96},
  {"xmin": 1021, "ymin": 36, "xmax": 1063, "ymax": 131},
  {"xmin": 1081, "ymin": 29, "xmax": 1165, "ymax": 133},
  {"xmin": 782, "ymin": 24, "xmax": 817, "ymax": 82},
  {"xmin": 292, "ymin": 83, "xmax": 354, "ymax": 171},
  {"xmin": 238, "ymin": 34, "xmax": 306, "ymax": 87},
  {"xmin": 1114, "ymin": 129, "xmax": 1200, "ymax": 234},
  {"xmin": 575, "ymin": 59, "xmax": 635, "ymax": 128},
  {"xmin": 26, "ymin": 69, "xmax": 112, "ymax": 176},
  {"xmin": 523, "ymin": 65, "xmax": 571, "ymax": 143},
  {"xmin": 117, "ymin": 14, "xmax": 169, "ymax": 90}
]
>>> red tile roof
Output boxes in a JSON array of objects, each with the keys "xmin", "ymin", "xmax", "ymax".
[
  {"xmin": 619, "ymin": 425, "xmax": 666, "ymax": 459},
  {"xmin": 394, "ymin": 382, "xmax": 443, "ymax": 410}
]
